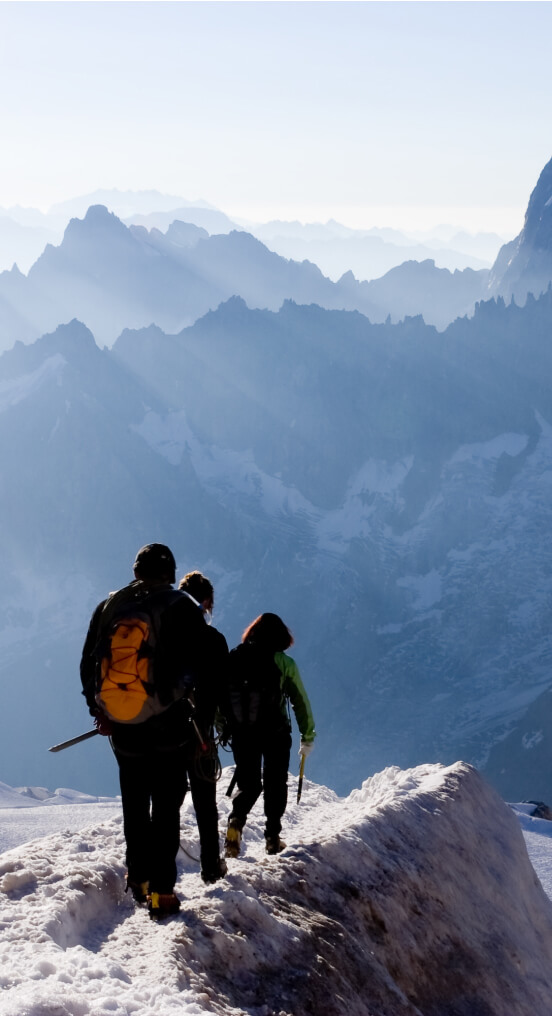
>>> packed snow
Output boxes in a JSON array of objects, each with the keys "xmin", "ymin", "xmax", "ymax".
[
  {"xmin": 0, "ymin": 782, "xmax": 120, "ymax": 854},
  {"xmin": 0, "ymin": 762, "xmax": 551, "ymax": 1016}
]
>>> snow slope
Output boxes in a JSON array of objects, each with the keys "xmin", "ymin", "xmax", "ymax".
[
  {"xmin": 0, "ymin": 763, "xmax": 551, "ymax": 1016},
  {"xmin": 0, "ymin": 781, "xmax": 120, "ymax": 854}
]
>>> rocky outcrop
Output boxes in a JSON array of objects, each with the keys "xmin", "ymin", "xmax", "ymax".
[{"xmin": 488, "ymin": 155, "xmax": 552, "ymax": 303}]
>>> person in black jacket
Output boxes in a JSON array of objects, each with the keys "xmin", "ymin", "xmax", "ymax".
[
  {"xmin": 178, "ymin": 570, "xmax": 229, "ymax": 885},
  {"xmin": 80, "ymin": 544, "xmax": 224, "ymax": 919},
  {"xmin": 224, "ymin": 613, "xmax": 315, "ymax": 858}
]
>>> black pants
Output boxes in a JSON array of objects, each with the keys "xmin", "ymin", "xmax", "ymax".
[
  {"xmin": 187, "ymin": 751, "xmax": 221, "ymax": 873},
  {"xmin": 229, "ymin": 728, "xmax": 292, "ymax": 839},
  {"xmin": 116, "ymin": 745, "xmax": 188, "ymax": 893},
  {"xmin": 116, "ymin": 744, "xmax": 222, "ymax": 889}
]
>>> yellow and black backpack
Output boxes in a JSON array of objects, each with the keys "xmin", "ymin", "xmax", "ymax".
[{"xmin": 94, "ymin": 582, "xmax": 182, "ymax": 724}]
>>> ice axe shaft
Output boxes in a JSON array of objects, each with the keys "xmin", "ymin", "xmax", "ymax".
[
  {"xmin": 192, "ymin": 719, "xmax": 208, "ymax": 752},
  {"xmin": 226, "ymin": 769, "xmax": 238, "ymax": 797},
  {"xmin": 48, "ymin": 729, "xmax": 99, "ymax": 753},
  {"xmin": 297, "ymin": 754, "xmax": 306, "ymax": 803}
]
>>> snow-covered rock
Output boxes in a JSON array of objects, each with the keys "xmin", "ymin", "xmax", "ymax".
[
  {"xmin": 0, "ymin": 763, "xmax": 550, "ymax": 1016},
  {"xmin": 13, "ymin": 786, "xmax": 52, "ymax": 802}
]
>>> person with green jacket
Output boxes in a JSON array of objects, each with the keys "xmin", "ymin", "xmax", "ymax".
[{"xmin": 224, "ymin": 612, "xmax": 315, "ymax": 857}]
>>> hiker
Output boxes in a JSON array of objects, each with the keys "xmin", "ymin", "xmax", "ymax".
[
  {"xmin": 224, "ymin": 612, "xmax": 315, "ymax": 858},
  {"xmin": 177, "ymin": 570, "xmax": 229, "ymax": 884},
  {"xmin": 80, "ymin": 543, "xmax": 225, "ymax": 920}
]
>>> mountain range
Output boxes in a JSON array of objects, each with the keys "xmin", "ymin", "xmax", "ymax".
[
  {"xmin": 2, "ymin": 158, "xmax": 552, "ymax": 800},
  {"xmin": 0, "ymin": 204, "xmax": 489, "ymax": 352},
  {"xmin": 250, "ymin": 217, "xmax": 497, "ymax": 279},
  {"xmin": 0, "ymin": 187, "xmax": 504, "ymax": 277},
  {"xmin": 5, "ymin": 154, "xmax": 552, "ymax": 354},
  {"xmin": 1, "ymin": 280, "xmax": 552, "ymax": 799}
]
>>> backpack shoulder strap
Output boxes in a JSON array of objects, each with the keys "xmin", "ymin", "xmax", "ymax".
[
  {"xmin": 99, "ymin": 580, "xmax": 145, "ymax": 626},
  {"xmin": 101, "ymin": 582, "xmax": 181, "ymax": 624}
]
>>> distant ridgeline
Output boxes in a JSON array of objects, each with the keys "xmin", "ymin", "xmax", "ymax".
[
  {"xmin": 3, "ymin": 158, "xmax": 552, "ymax": 799},
  {"xmin": 0, "ymin": 204, "xmax": 488, "ymax": 349},
  {"xmin": 1, "ymin": 154, "xmax": 552, "ymax": 353}
]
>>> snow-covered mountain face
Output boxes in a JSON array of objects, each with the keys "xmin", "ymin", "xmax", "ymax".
[{"xmin": 1, "ymin": 290, "xmax": 552, "ymax": 800}]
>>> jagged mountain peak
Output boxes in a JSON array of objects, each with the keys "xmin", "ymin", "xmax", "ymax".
[
  {"xmin": 64, "ymin": 203, "xmax": 129, "ymax": 239},
  {"xmin": 164, "ymin": 220, "xmax": 208, "ymax": 246},
  {"xmin": 488, "ymin": 156, "xmax": 552, "ymax": 301},
  {"xmin": 27, "ymin": 205, "xmax": 136, "ymax": 278},
  {"xmin": 0, "ymin": 318, "xmax": 98, "ymax": 376},
  {"xmin": 522, "ymin": 155, "xmax": 552, "ymax": 249},
  {"xmin": 41, "ymin": 317, "xmax": 96, "ymax": 347},
  {"xmin": 338, "ymin": 268, "xmax": 357, "ymax": 284}
]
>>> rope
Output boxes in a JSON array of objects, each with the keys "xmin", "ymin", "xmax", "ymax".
[
  {"xmin": 179, "ymin": 841, "xmax": 200, "ymax": 863},
  {"xmin": 190, "ymin": 734, "xmax": 223, "ymax": 783}
]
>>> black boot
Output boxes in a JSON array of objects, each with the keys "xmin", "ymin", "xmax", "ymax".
[
  {"xmin": 201, "ymin": 857, "xmax": 228, "ymax": 884},
  {"xmin": 265, "ymin": 835, "xmax": 286, "ymax": 855}
]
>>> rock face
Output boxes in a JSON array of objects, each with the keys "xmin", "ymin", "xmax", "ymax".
[{"xmin": 488, "ymin": 155, "xmax": 552, "ymax": 303}]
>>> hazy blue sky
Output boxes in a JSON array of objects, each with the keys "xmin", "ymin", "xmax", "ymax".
[{"xmin": 1, "ymin": 1, "xmax": 551, "ymax": 236}]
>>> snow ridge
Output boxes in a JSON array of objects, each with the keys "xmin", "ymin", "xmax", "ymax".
[{"xmin": 0, "ymin": 763, "xmax": 551, "ymax": 1015}]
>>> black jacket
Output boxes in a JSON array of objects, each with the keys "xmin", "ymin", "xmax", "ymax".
[{"xmin": 192, "ymin": 624, "xmax": 229, "ymax": 736}]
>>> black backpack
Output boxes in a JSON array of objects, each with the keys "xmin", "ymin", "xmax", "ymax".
[{"xmin": 227, "ymin": 641, "xmax": 285, "ymax": 730}]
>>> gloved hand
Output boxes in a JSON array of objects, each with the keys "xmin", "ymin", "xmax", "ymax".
[
  {"xmin": 298, "ymin": 740, "xmax": 314, "ymax": 759},
  {"xmin": 94, "ymin": 711, "xmax": 113, "ymax": 737}
]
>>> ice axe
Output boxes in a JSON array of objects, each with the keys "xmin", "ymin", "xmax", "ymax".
[
  {"xmin": 297, "ymin": 754, "xmax": 306, "ymax": 803},
  {"xmin": 48, "ymin": 729, "xmax": 99, "ymax": 753},
  {"xmin": 226, "ymin": 768, "xmax": 238, "ymax": 797}
]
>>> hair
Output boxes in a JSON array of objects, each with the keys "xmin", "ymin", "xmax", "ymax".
[
  {"xmin": 179, "ymin": 570, "xmax": 214, "ymax": 606},
  {"xmin": 242, "ymin": 612, "xmax": 293, "ymax": 652}
]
